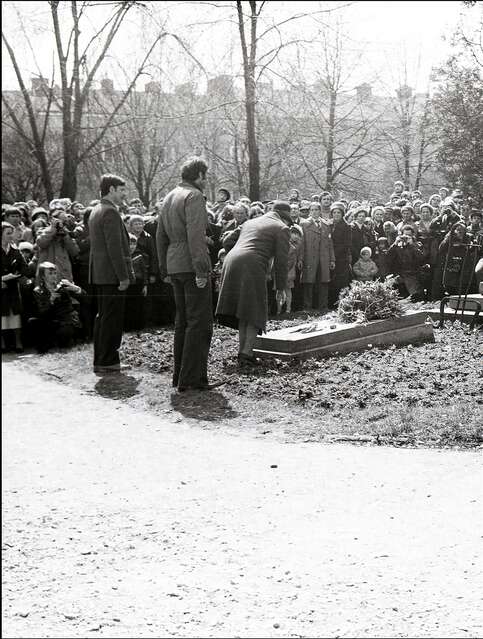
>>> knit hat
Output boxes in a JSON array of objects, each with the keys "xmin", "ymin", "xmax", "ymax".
[
  {"xmin": 217, "ymin": 188, "xmax": 231, "ymax": 200},
  {"xmin": 372, "ymin": 205, "xmax": 385, "ymax": 216},
  {"xmin": 360, "ymin": 246, "xmax": 372, "ymax": 257},
  {"xmin": 330, "ymin": 201, "xmax": 346, "ymax": 214},
  {"xmin": 300, "ymin": 200, "xmax": 311, "ymax": 210},
  {"xmin": 420, "ymin": 203, "xmax": 434, "ymax": 215},
  {"xmin": 18, "ymin": 241, "xmax": 34, "ymax": 252}
]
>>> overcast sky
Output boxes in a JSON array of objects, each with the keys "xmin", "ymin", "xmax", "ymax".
[{"xmin": 1, "ymin": 1, "xmax": 473, "ymax": 95}]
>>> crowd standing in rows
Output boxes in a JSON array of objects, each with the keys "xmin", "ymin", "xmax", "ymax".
[{"xmin": 2, "ymin": 172, "xmax": 482, "ymax": 367}]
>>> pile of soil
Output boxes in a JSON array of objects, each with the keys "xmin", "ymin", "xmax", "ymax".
[{"xmin": 117, "ymin": 314, "xmax": 482, "ymax": 449}]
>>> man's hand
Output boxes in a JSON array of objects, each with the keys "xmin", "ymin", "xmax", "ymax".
[
  {"xmin": 330, "ymin": 261, "xmax": 336, "ymax": 270},
  {"xmin": 195, "ymin": 276, "xmax": 208, "ymax": 289},
  {"xmin": 163, "ymin": 275, "xmax": 171, "ymax": 285},
  {"xmin": 142, "ymin": 286, "xmax": 147, "ymax": 296},
  {"xmin": 118, "ymin": 278, "xmax": 130, "ymax": 291}
]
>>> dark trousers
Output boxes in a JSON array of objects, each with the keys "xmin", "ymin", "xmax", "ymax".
[
  {"xmin": 171, "ymin": 272, "xmax": 213, "ymax": 389},
  {"xmin": 28, "ymin": 318, "xmax": 76, "ymax": 353},
  {"xmin": 93, "ymin": 284, "xmax": 125, "ymax": 368},
  {"xmin": 303, "ymin": 282, "xmax": 329, "ymax": 311}
]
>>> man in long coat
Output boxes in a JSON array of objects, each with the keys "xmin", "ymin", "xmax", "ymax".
[
  {"xmin": 216, "ymin": 201, "xmax": 291, "ymax": 363},
  {"xmin": 300, "ymin": 202, "xmax": 335, "ymax": 312}
]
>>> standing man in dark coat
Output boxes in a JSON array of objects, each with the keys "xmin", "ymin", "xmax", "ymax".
[
  {"xmin": 89, "ymin": 174, "xmax": 133, "ymax": 374},
  {"xmin": 156, "ymin": 158, "xmax": 217, "ymax": 392}
]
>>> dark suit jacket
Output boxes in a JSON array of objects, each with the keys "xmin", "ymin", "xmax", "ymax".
[
  {"xmin": 156, "ymin": 181, "xmax": 211, "ymax": 279},
  {"xmin": 88, "ymin": 198, "xmax": 133, "ymax": 285}
]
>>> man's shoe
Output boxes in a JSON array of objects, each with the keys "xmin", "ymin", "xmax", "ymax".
[
  {"xmin": 178, "ymin": 379, "xmax": 229, "ymax": 392},
  {"xmin": 94, "ymin": 363, "xmax": 130, "ymax": 374},
  {"xmin": 197, "ymin": 379, "xmax": 229, "ymax": 390}
]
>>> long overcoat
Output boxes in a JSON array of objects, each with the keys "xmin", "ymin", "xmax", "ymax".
[
  {"xmin": 1, "ymin": 246, "xmax": 28, "ymax": 316},
  {"xmin": 300, "ymin": 218, "xmax": 335, "ymax": 284},
  {"xmin": 216, "ymin": 211, "xmax": 289, "ymax": 331}
]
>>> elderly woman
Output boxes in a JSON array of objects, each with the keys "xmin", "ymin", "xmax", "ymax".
[
  {"xmin": 220, "ymin": 203, "xmax": 249, "ymax": 253},
  {"xmin": 2, "ymin": 222, "xmax": 29, "ymax": 352},
  {"xmin": 300, "ymin": 201, "xmax": 335, "ymax": 312},
  {"xmin": 216, "ymin": 201, "xmax": 291, "ymax": 364}
]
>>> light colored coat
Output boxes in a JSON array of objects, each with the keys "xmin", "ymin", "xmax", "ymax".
[
  {"xmin": 156, "ymin": 181, "xmax": 211, "ymax": 278},
  {"xmin": 36, "ymin": 225, "xmax": 79, "ymax": 282},
  {"xmin": 300, "ymin": 218, "xmax": 335, "ymax": 284}
]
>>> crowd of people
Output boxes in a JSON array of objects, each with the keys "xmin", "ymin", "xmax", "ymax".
[{"xmin": 2, "ymin": 173, "xmax": 482, "ymax": 360}]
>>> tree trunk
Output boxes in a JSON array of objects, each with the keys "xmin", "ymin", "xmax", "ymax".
[
  {"xmin": 246, "ymin": 82, "xmax": 260, "ymax": 201},
  {"xmin": 237, "ymin": 0, "xmax": 260, "ymax": 202},
  {"xmin": 325, "ymin": 89, "xmax": 336, "ymax": 191}
]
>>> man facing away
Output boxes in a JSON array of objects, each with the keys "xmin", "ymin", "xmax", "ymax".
[
  {"xmin": 88, "ymin": 174, "xmax": 133, "ymax": 374},
  {"xmin": 156, "ymin": 157, "xmax": 221, "ymax": 392}
]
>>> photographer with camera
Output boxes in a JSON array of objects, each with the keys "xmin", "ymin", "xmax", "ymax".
[
  {"xmin": 36, "ymin": 211, "xmax": 79, "ymax": 283},
  {"xmin": 387, "ymin": 225, "xmax": 426, "ymax": 301},
  {"xmin": 29, "ymin": 261, "xmax": 85, "ymax": 353}
]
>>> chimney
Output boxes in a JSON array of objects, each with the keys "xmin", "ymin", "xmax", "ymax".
[
  {"xmin": 31, "ymin": 77, "xmax": 49, "ymax": 97},
  {"xmin": 397, "ymin": 85, "xmax": 413, "ymax": 100},
  {"xmin": 206, "ymin": 75, "xmax": 234, "ymax": 97},
  {"xmin": 145, "ymin": 81, "xmax": 161, "ymax": 94},
  {"xmin": 101, "ymin": 78, "xmax": 114, "ymax": 94},
  {"xmin": 356, "ymin": 83, "xmax": 372, "ymax": 102},
  {"xmin": 175, "ymin": 82, "xmax": 194, "ymax": 97}
]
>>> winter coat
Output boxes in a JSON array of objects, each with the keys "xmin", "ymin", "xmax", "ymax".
[
  {"xmin": 300, "ymin": 218, "xmax": 335, "ymax": 284},
  {"xmin": 36, "ymin": 226, "xmax": 79, "ymax": 282},
  {"xmin": 134, "ymin": 230, "xmax": 157, "ymax": 277},
  {"xmin": 287, "ymin": 234, "xmax": 304, "ymax": 288},
  {"xmin": 156, "ymin": 181, "xmax": 211, "ymax": 279},
  {"xmin": 331, "ymin": 219, "xmax": 352, "ymax": 290},
  {"xmin": 1, "ymin": 245, "xmax": 29, "ymax": 316},
  {"xmin": 352, "ymin": 257, "xmax": 378, "ymax": 282},
  {"xmin": 32, "ymin": 284, "xmax": 83, "ymax": 328},
  {"xmin": 351, "ymin": 223, "xmax": 370, "ymax": 264},
  {"xmin": 216, "ymin": 211, "xmax": 290, "ymax": 332},
  {"xmin": 387, "ymin": 242, "xmax": 424, "ymax": 276}
]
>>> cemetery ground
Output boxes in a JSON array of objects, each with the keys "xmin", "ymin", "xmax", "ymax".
[
  {"xmin": 2, "ymin": 317, "xmax": 482, "ymax": 638},
  {"xmin": 9, "ymin": 312, "xmax": 483, "ymax": 450}
]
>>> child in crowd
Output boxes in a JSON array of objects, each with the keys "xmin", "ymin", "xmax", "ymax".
[
  {"xmin": 352, "ymin": 246, "xmax": 378, "ymax": 282},
  {"xmin": 124, "ymin": 233, "xmax": 148, "ymax": 332}
]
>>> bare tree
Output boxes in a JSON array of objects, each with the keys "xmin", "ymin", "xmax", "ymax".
[{"xmin": 2, "ymin": 1, "xmax": 171, "ymax": 199}]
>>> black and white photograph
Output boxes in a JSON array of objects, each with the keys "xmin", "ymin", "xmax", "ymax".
[{"xmin": 2, "ymin": 0, "xmax": 482, "ymax": 637}]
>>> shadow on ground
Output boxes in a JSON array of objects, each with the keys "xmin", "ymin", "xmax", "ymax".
[
  {"xmin": 170, "ymin": 389, "xmax": 238, "ymax": 422},
  {"xmin": 94, "ymin": 373, "xmax": 140, "ymax": 400}
]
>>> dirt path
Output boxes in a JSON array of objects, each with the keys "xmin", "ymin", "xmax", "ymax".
[{"xmin": 2, "ymin": 363, "xmax": 482, "ymax": 638}]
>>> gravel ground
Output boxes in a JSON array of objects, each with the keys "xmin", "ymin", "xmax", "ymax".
[{"xmin": 2, "ymin": 364, "xmax": 483, "ymax": 638}]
